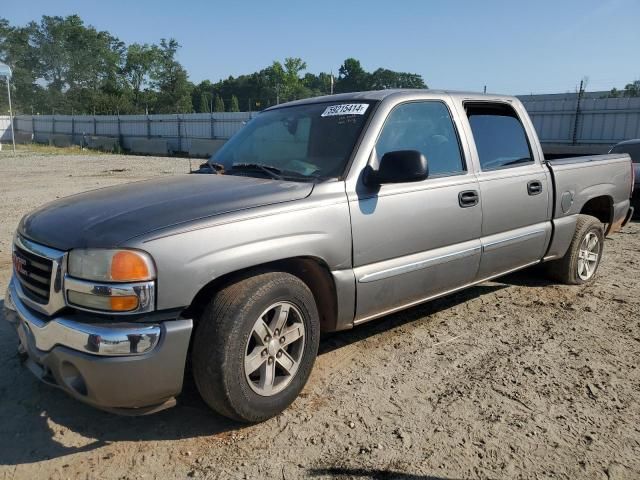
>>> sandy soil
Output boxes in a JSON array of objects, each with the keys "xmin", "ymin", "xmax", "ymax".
[{"xmin": 0, "ymin": 151, "xmax": 638, "ymax": 480}]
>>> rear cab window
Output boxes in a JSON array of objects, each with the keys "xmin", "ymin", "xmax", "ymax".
[{"xmin": 465, "ymin": 102, "xmax": 534, "ymax": 171}]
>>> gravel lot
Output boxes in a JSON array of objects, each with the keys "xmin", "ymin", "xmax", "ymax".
[{"xmin": 0, "ymin": 151, "xmax": 639, "ymax": 480}]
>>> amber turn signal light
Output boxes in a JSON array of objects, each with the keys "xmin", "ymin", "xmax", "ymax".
[
  {"xmin": 111, "ymin": 251, "xmax": 152, "ymax": 282},
  {"xmin": 109, "ymin": 295, "xmax": 140, "ymax": 311}
]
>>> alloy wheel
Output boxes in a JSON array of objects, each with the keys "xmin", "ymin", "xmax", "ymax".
[
  {"xmin": 577, "ymin": 231, "xmax": 599, "ymax": 280},
  {"xmin": 244, "ymin": 301, "xmax": 306, "ymax": 396}
]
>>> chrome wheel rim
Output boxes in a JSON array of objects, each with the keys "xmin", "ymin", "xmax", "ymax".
[
  {"xmin": 577, "ymin": 231, "xmax": 599, "ymax": 280},
  {"xmin": 244, "ymin": 301, "xmax": 305, "ymax": 396}
]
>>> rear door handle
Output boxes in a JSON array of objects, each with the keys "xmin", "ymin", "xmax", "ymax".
[
  {"xmin": 458, "ymin": 190, "xmax": 479, "ymax": 208},
  {"xmin": 527, "ymin": 180, "xmax": 542, "ymax": 195}
]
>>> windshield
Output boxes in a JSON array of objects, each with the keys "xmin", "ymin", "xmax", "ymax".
[
  {"xmin": 211, "ymin": 101, "xmax": 375, "ymax": 180},
  {"xmin": 610, "ymin": 143, "xmax": 640, "ymax": 163}
]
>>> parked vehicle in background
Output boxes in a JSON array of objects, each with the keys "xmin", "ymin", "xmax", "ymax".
[
  {"xmin": 609, "ymin": 139, "xmax": 639, "ymax": 197},
  {"xmin": 4, "ymin": 90, "xmax": 635, "ymax": 423}
]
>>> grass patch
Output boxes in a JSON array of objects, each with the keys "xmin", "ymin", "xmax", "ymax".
[{"xmin": 0, "ymin": 142, "xmax": 111, "ymax": 156}]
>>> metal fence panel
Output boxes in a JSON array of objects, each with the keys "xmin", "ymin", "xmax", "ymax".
[
  {"xmin": 12, "ymin": 98, "xmax": 640, "ymax": 151},
  {"xmin": 13, "ymin": 112, "xmax": 259, "ymax": 152},
  {"xmin": 521, "ymin": 96, "xmax": 640, "ymax": 145}
]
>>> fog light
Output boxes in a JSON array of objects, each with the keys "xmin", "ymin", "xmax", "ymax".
[{"xmin": 67, "ymin": 290, "xmax": 139, "ymax": 312}]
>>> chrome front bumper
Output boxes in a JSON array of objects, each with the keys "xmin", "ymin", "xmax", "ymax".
[
  {"xmin": 6, "ymin": 279, "xmax": 160, "ymax": 356},
  {"xmin": 4, "ymin": 277, "xmax": 193, "ymax": 414}
]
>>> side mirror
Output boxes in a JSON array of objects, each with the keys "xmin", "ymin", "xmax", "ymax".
[{"xmin": 365, "ymin": 150, "xmax": 428, "ymax": 186}]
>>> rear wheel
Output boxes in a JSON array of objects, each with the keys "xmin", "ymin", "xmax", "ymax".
[
  {"xmin": 546, "ymin": 214, "xmax": 604, "ymax": 285},
  {"xmin": 192, "ymin": 271, "xmax": 320, "ymax": 422}
]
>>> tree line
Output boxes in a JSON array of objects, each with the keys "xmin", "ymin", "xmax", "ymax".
[
  {"xmin": 608, "ymin": 81, "xmax": 640, "ymax": 98},
  {"xmin": 0, "ymin": 15, "xmax": 426, "ymax": 115}
]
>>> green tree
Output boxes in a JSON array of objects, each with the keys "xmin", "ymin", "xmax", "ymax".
[
  {"xmin": 2, "ymin": 16, "xmax": 430, "ymax": 114},
  {"xmin": 623, "ymin": 80, "xmax": 640, "ymax": 97},
  {"xmin": 260, "ymin": 57, "xmax": 310, "ymax": 104},
  {"xmin": 199, "ymin": 92, "xmax": 211, "ymax": 112},
  {"xmin": 229, "ymin": 94, "xmax": 240, "ymax": 112},
  {"xmin": 123, "ymin": 43, "xmax": 158, "ymax": 111},
  {"xmin": 28, "ymin": 15, "xmax": 126, "ymax": 113},
  {"xmin": 302, "ymin": 72, "xmax": 332, "ymax": 96},
  {"xmin": 264, "ymin": 61, "xmax": 286, "ymax": 104},
  {"xmin": 282, "ymin": 57, "xmax": 309, "ymax": 100},
  {"xmin": 0, "ymin": 18, "xmax": 42, "ymax": 113},
  {"xmin": 335, "ymin": 58, "xmax": 370, "ymax": 93},
  {"xmin": 191, "ymin": 79, "xmax": 214, "ymax": 112},
  {"xmin": 213, "ymin": 94, "xmax": 225, "ymax": 112},
  {"xmin": 369, "ymin": 68, "xmax": 426, "ymax": 89},
  {"xmin": 149, "ymin": 38, "xmax": 193, "ymax": 113}
]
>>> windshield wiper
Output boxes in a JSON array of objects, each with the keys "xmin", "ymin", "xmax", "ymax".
[
  {"xmin": 277, "ymin": 169, "xmax": 323, "ymax": 182},
  {"xmin": 205, "ymin": 159, "xmax": 225, "ymax": 174},
  {"xmin": 230, "ymin": 163, "xmax": 284, "ymax": 180}
]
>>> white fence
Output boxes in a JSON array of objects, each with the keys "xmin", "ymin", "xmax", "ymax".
[
  {"xmin": 0, "ymin": 115, "xmax": 11, "ymax": 142},
  {"xmin": 13, "ymin": 112, "xmax": 259, "ymax": 153}
]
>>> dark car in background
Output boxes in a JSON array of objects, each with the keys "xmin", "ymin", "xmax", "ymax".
[{"xmin": 610, "ymin": 139, "xmax": 639, "ymax": 197}]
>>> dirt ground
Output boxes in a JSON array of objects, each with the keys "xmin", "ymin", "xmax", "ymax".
[{"xmin": 0, "ymin": 151, "xmax": 638, "ymax": 480}]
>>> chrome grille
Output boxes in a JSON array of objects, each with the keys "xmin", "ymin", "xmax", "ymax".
[
  {"xmin": 12, "ymin": 235, "xmax": 66, "ymax": 317},
  {"xmin": 13, "ymin": 244, "xmax": 53, "ymax": 304}
]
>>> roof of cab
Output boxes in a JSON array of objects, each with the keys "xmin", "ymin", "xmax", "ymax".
[{"xmin": 264, "ymin": 89, "xmax": 518, "ymax": 110}]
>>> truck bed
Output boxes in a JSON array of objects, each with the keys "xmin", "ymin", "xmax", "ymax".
[{"xmin": 546, "ymin": 153, "xmax": 632, "ymax": 227}]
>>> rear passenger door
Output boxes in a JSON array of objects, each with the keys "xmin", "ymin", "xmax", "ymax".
[{"xmin": 463, "ymin": 102, "xmax": 552, "ymax": 279}]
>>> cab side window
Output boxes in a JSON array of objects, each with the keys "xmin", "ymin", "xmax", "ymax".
[
  {"xmin": 375, "ymin": 101, "xmax": 465, "ymax": 177},
  {"xmin": 466, "ymin": 103, "xmax": 533, "ymax": 170}
]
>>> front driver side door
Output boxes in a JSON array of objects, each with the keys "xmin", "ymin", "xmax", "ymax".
[{"xmin": 348, "ymin": 100, "xmax": 483, "ymax": 323}]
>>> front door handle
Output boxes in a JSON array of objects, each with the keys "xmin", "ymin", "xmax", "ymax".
[
  {"xmin": 528, "ymin": 180, "xmax": 543, "ymax": 195},
  {"xmin": 459, "ymin": 190, "xmax": 479, "ymax": 208}
]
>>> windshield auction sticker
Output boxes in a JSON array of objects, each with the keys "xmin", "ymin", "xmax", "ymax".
[{"xmin": 321, "ymin": 103, "xmax": 369, "ymax": 117}]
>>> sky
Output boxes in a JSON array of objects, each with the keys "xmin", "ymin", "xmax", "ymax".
[{"xmin": 3, "ymin": 0, "xmax": 639, "ymax": 95}]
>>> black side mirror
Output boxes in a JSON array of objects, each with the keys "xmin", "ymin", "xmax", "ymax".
[{"xmin": 365, "ymin": 150, "xmax": 428, "ymax": 186}]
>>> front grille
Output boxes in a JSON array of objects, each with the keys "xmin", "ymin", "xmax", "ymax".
[{"xmin": 13, "ymin": 244, "xmax": 53, "ymax": 304}]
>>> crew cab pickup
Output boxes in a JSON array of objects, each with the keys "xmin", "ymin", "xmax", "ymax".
[{"xmin": 4, "ymin": 90, "xmax": 634, "ymax": 422}]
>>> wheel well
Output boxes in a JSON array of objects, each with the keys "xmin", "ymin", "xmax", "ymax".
[
  {"xmin": 183, "ymin": 257, "xmax": 339, "ymax": 332},
  {"xmin": 580, "ymin": 196, "xmax": 613, "ymax": 226}
]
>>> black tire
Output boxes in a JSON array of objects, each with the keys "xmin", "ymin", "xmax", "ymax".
[
  {"xmin": 192, "ymin": 271, "xmax": 320, "ymax": 423},
  {"xmin": 546, "ymin": 214, "xmax": 604, "ymax": 285}
]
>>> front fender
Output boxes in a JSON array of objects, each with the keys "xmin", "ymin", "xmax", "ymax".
[{"xmin": 128, "ymin": 192, "xmax": 352, "ymax": 311}]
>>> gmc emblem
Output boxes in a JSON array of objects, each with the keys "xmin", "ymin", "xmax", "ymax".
[{"xmin": 12, "ymin": 253, "xmax": 27, "ymax": 276}]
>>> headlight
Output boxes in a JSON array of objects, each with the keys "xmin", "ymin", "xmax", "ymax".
[
  {"xmin": 66, "ymin": 249, "xmax": 156, "ymax": 313},
  {"xmin": 68, "ymin": 249, "xmax": 155, "ymax": 282}
]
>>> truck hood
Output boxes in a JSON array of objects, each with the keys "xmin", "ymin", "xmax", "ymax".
[{"xmin": 19, "ymin": 174, "xmax": 314, "ymax": 250}]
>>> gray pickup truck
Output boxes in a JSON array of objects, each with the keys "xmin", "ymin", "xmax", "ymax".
[{"xmin": 5, "ymin": 90, "xmax": 635, "ymax": 422}]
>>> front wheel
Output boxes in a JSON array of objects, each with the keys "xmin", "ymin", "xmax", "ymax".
[
  {"xmin": 192, "ymin": 271, "xmax": 320, "ymax": 422},
  {"xmin": 546, "ymin": 214, "xmax": 604, "ymax": 285}
]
